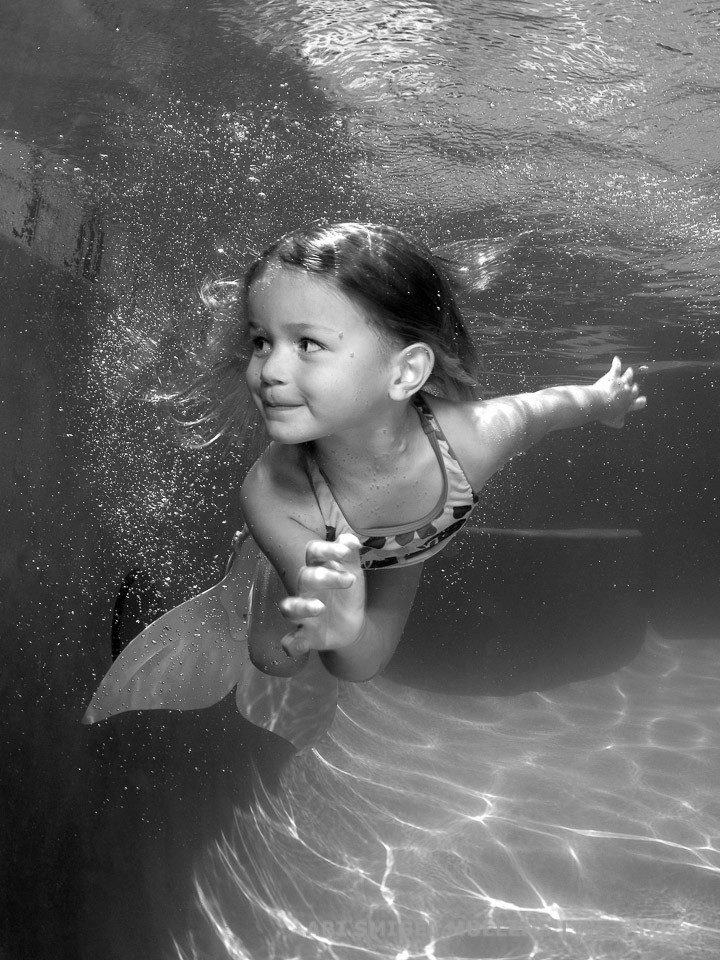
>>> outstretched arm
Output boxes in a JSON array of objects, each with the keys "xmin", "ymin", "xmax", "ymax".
[
  {"xmin": 454, "ymin": 357, "xmax": 647, "ymax": 488},
  {"xmin": 523, "ymin": 356, "xmax": 646, "ymax": 433}
]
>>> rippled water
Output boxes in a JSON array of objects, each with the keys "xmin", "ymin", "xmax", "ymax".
[
  {"xmin": 209, "ymin": 0, "xmax": 720, "ymax": 335},
  {"xmin": 1, "ymin": 1, "xmax": 719, "ymax": 958},
  {"xmin": 178, "ymin": 631, "xmax": 720, "ymax": 959}
]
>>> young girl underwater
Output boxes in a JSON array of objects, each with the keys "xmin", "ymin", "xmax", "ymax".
[{"xmin": 84, "ymin": 222, "xmax": 646, "ymax": 748}]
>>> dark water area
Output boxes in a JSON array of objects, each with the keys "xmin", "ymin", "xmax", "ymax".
[{"xmin": 1, "ymin": 0, "xmax": 719, "ymax": 958}]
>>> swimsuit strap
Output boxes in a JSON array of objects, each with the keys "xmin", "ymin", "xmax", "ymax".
[
  {"xmin": 303, "ymin": 395, "xmax": 447, "ymax": 541},
  {"xmin": 302, "ymin": 394, "xmax": 476, "ymax": 548},
  {"xmin": 412, "ymin": 393, "xmax": 479, "ymax": 503},
  {"xmin": 302, "ymin": 445, "xmax": 339, "ymax": 542}
]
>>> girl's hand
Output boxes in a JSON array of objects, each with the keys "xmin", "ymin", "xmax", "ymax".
[
  {"xmin": 279, "ymin": 534, "xmax": 366, "ymax": 658},
  {"xmin": 594, "ymin": 356, "xmax": 647, "ymax": 427}
]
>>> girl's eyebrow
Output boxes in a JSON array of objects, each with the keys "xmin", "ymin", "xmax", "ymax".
[{"xmin": 248, "ymin": 320, "xmax": 338, "ymax": 335}]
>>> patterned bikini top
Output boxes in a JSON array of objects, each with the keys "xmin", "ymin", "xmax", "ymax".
[{"xmin": 304, "ymin": 394, "xmax": 479, "ymax": 569}]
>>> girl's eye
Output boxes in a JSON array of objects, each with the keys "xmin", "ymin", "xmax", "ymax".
[
  {"xmin": 298, "ymin": 338, "xmax": 323, "ymax": 354},
  {"xmin": 251, "ymin": 335, "xmax": 269, "ymax": 354}
]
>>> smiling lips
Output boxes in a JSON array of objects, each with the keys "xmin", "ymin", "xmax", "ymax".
[{"xmin": 261, "ymin": 397, "xmax": 302, "ymax": 413}]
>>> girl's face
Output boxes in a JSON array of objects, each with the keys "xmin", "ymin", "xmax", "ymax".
[{"xmin": 245, "ymin": 264, "xmax": 397, "ymax": 444}]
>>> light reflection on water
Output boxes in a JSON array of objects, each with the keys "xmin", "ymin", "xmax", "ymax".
[
  {"xmin": 207, "ymin": 0, "xmax": 720, "ymax": 355},
  {"xmin": 178, "ymin": 630, "xmax": 720, "ymax": 959}
]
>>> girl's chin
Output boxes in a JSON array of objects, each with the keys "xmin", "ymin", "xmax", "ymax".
[{"xmin": 262, "ymin": 421, "xmax": 316, "ymax": 444}]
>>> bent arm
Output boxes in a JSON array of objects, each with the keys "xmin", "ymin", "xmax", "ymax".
[
  {"xmin": 318, "ymin": 563, "xmax": 423, "ymax": 681},
  {"xmin": 240, "ymin": 447, "xmax": 326, "ymax": 676},
  {"xmin": 240, "ymin": 446, "xmax": 420, "ymax": 681}
]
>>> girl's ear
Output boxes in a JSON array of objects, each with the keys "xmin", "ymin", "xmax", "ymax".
[{"xmin": 388, "ymin": 343, "xmax": 435, "ymax": 400}]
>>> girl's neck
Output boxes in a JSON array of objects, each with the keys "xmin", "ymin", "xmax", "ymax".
[{"xmin": 310, "ymin": 397, "xmax": 420, "ymax": 477}]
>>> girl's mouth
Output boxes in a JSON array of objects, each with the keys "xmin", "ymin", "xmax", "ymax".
[{"xmin": 261, "ymin": 400, "xmax": 303, "ymax": 415}]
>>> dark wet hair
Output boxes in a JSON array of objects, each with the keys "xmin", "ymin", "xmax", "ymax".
[
  {"xmin": 170, "ymin": 222, "xmax": 481, "ymax": 447},
  {"xmin": 246, "ymin": 222, "xmax": 479, "ymax": 396}
]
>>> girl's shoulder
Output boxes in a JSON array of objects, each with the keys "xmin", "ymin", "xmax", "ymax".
[
  {"xmin": 240, "ymin": 443, "xmax": 325, "ymax": 536},
  {"xmin": 424, "ymin": 393, "xmax": 515, "ymax": 491},
  {"xmin": 242, "ymin": 442, "xmax": 312, "ymax": 504}
]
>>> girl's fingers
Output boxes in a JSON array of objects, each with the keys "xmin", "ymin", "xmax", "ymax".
[
  {"xmin": 297, "ymin": 565, "xmax": 355, "ymax": 595},
  {"xmin": 305, "ymin": 539, "xmax": 356, "ymax": 567},
  {"xmin": 283, "ymin": 637, "xmax": 308, "ymax": 657},
  {"xmin": 280, "ymin": 595, "xmax": 325, "ymax": 623},
  {"xmin": 281, "ymin": 630, "xmax": 311, "ymax": 657},
  {"xmin": 335, "ymin": 533, "xmax": 362, "ymax": 551}
]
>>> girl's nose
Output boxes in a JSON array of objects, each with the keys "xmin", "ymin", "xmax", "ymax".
[{"xmin": 259, "ymin": 346, "xmax": 289, "ymax": 384}]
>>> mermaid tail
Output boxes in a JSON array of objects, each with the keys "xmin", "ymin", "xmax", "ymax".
[{"xmin": 82, "ymin": 530, "xmax": 338, "ymax": 751}]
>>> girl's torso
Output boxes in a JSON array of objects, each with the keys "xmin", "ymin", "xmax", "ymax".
[{"xmin": 301, "ymin": 394, "xmax": 480, "ymax": 569}]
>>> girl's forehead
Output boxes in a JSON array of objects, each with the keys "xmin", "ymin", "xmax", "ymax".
[
  {"xmin": 248, "ymin": 263, "xmax": 366, "ymax": 322},
  {"xmin": 249, "ymin": 261, "xmax": 332, "ymax": 295}
]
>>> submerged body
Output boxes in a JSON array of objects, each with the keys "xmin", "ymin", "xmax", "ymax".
[
  {"xmin": 84, "ymin": 222, "xmax": 646, "ymax": 742},
  {"xmin": 239, "ymin": 231, "xmax": 645, "ymax": 682}
]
